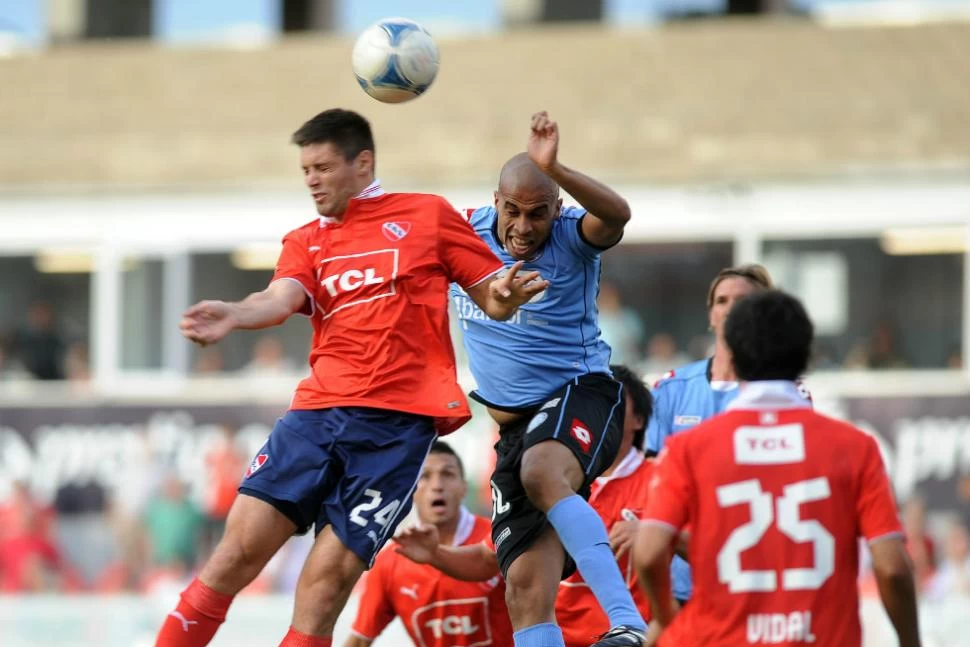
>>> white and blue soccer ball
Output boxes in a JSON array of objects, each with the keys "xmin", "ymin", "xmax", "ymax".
[{"xmin": 351, "ymin": 18, "xmax": 439, "ymax": 104}]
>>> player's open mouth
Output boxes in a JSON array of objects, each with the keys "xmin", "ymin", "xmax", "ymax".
[
  {"xmin": 507, "ymin": 237, "xmax": 533, "ymax": 256},
  {"xmin": 430, "ymin": 497, "xmax": 447, "ymax": 510},
  {"xmin": 312, "ymin": 193, "xmax": 327, "ymax": 203}
]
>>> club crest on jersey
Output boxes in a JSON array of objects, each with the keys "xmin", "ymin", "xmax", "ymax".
[
  {"xmin": 381, "ymin": 221, "xmax": 411, "ymax": 241},
  {"xmin": 245, "ymin": 453, "xmax": 268, "ymax": 478}
]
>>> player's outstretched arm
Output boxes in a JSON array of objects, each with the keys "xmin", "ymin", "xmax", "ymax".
[
  {"xmin": 465, "ymin": 261, "xmax": 549, "ymax": 321},
  {"xmin": 870, "ymin": 537, "xmax": 922, "ymax": 647},
  {"xmin": 180, "ymin": 280, "xmax": 306, "ymax": 346},
  {"xmin": 527, "ymin": 110, "xmax": 631, "ymax": 249},
  {"xmin": 394, "ymin": 524, "xmax": 500, "ymax": 582},
  {"xmin": 634, "ymin": 523, "xmax": 678, "ymax": 630}
]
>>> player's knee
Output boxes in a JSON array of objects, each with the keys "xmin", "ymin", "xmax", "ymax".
[
  {"xmin": 205, "ymin": 535, "xmax": 268, "ymax": 591},
  {"xmin": 520, "ymin": 444, "xmax": 580, "ymax": 511}
]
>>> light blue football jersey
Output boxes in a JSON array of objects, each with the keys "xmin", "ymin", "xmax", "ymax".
[
  {"xmin": 450, "ymin": 205, "xmax": 612, "ymax": 409},
  {"xmin": 644, "ymin": 358, "xmax": 741, "ymax": 455}
]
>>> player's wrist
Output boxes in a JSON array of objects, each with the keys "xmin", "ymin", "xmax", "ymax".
[{"xmin": 542, "ymin": 160, "xmax": 566, "ymax": 180}]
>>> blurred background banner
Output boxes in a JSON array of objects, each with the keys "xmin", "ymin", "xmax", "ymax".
[
  {"xmin": 1, "ymin": 392, "xmax": 969, "ymax": 512},
  {"xmin": 2, "ymin": 0, "xmax": 970, "ymax": 645}
]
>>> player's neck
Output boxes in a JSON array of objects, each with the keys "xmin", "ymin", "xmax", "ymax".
[
  {"xmin": 710, "ymin": 343, "xmax": 738, "ymax": 382},
  {"xmin": 435, "ymin": 517, "xmax": 461, "ymax": 546}
]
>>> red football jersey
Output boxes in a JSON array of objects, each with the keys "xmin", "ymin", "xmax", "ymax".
[
  {"xmin": 272, "ymin": 183, "xmax": 503, "ymax": 434},
  {"xmin": 644, "ymin": 381, "xmax": 902, "ymax": 647},
  {"xmin": 557, "ymin": 449, "xmax": 654, "ymax": 647},
  {"xmin": 351, "ymin": 511, "xmax": 513, "ymax": 647}
]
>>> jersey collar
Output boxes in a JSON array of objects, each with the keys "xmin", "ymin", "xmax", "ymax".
[
  {"xmin": 318, "ymin": 179, "xmax": 385, "ymax": 227},
  {"xmin": 452, "ymin": 505, "xmax": 476, "ymax": 547},
  {"xmin": 726, "ymin": 380, "xmax": 812, "ymax": 411},
  {"xmin": 594, "ymin": 448, "xmax": 644, "ymax": 487},
  {"xmin": 355, "ymin": 178, "xmax": 385, "ymax": 199}
]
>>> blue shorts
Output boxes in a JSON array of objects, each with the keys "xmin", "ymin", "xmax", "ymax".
[{"xmin": 238, "ymin": 407, "xmax": 437, "ymax": 567}]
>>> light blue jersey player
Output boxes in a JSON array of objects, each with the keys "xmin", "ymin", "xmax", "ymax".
[
  {"xmin": 644, "ymin": 264, "xmax": 810, "ymax": 604},
  {"xmin": 450, "ymin": 111, "xmax": 648, "ymax": 647}
]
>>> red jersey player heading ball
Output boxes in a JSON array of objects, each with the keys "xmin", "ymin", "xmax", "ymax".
[
  {"xmin": 635, "ymin": 290, "xmax": 921, "ymax": 647},
  {"xmin": 156, "ymin": 109, "xmax": 546, "ymax": 647}
]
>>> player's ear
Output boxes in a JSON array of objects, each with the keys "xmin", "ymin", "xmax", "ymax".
[
  {"xmin": 555, "ymin": 197, "xmax": 563, "ymax": 218},
  {"xmin": 493, "ymin": 191, "xmax": 501, "ymax": 209},
  {"xmin": 355, "ymin": 149, "xmax": 374, "ymax": 175}
]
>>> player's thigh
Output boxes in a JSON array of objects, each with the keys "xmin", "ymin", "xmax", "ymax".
[
  {"xmin": 324, "ymin": 407, "xmax": 437, "ymax": 567},
  {"xmin": 238, "ymin": 410, "xmax": 344, "ymax": 534},
  {"xmin": 522, "ymin": 374, "xmax": 625, "ymax": 484},
  {"xmin": 201, "ymin": 493, "xmax": 297, "ymax": 587}
]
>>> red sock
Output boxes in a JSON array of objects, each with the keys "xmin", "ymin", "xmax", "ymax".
[
  {"xmin": 278, "ymin": 627, "xmax": 333, "ymax": 647},
  {"xmin": 155, "ymin": 578, "xmax": 235, "ymax": 647}
]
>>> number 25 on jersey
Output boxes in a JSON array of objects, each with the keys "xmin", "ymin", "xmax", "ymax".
[{"xmin": 716, "ymin": 477, "xmax": 835, "ymax": 593}]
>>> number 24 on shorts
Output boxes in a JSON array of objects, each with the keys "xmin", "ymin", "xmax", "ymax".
[
  {"xmin": 717, "ymin": 477, "xmax": 835, "ymax": 594},
  {"xmin": 350, "ymin": 489, "xmax": 401, "ymax": 545}
]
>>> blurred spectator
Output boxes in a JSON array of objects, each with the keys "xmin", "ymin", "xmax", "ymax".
[
  {"xmin": 241, "ymin": 334, "xmax": 296, "ymax": 376},
  {"xmin": 143, "ymin": 475, "xmax": 205, "ymax": 573},
  {"xmin": 639, "ymin": 332, "xmax": 690, "ymax": 377},
  {"xmin": 0, "ymin": 480, "xmax": 69, "ymax": 592},
  {"xmin": 194, "ymin": 347, "xmax": 226, "ymax": 374},
  {"xmin": 53, "ymin": 481, "xmax": 117, "ymax": 588},
  {"xmin": 843, "ymin": 323, "xmax": 908, "ymax": 369},
  {"xmin": 202, "ymin": 427, "xmax": 246, "ymax": 555},
  {"xmin": 11, "ymin": 301, "xmax": 65, "ymax": 380},
  {"xmin": 901, "ymin": 496, "xmax": 937, "ymax": 591},
  {"xmin": 926, "ymin": 518, "xmax": 970, "ymax": 602},
  {"xmin": 597, "ymin": 280, "xmax": 644, "ymax": 365}
]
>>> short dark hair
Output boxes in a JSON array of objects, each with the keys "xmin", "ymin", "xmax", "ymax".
[
  {"xmin": 610, "ymin": 364, "xmax": 653, "ymax": 452},
  {"xmin": 291, "ymin": 109, "xmax": 375, "ymax": 162},
  {"xmin": 428, "ymin": 441, "xmax": 464, "ymax": 478},
  {"xmin": 725, "ymin": 290, "xmax": 813, "ymax": 382}
]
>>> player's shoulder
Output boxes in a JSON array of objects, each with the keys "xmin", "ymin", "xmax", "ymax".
[
  {"xmin": 651, "ymin": 359, "xmax": 709, "ymax": 391},
  {"xmin": 383, "ymin": 191, "xmax": 451, "ymax": 211},
  {"xmin": 807, "ymin": 410, "xmax": 876, "ymax": 445},
  {"xmin": 283, "ymin": 218, "xmax": 322, "ymax": 241},
  {"xmin": 461, "ymin": 205, "xmax": 497, "ymax": 231},
  {"xmin": 557, "ymin": 205, "xmax": 587, "ymax": 222}
]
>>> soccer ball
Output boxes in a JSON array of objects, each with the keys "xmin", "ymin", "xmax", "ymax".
[{"xmin": 351, "ymin": 18, "xmax": 439, "ymax": 104}]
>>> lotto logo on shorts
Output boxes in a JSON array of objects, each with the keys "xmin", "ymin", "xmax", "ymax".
[
  {"xmin": 318, "ymin": 249, "xmax": 399, "ymax": 319},
  {"xmin": 411, "ymin": 598, "xmax": 492, "ymax": 647},
  {"xmin": 570, "ymin": 418, "xmax": 592, "ymax": 453},
  {"xmin": 245, "ymin": 453, "xmax": 268, "ymax": 478}
]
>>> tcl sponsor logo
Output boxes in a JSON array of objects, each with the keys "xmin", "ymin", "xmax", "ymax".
[
  {"xmin": 570, "ymin": 418, "xmax": 592, "ymax": 453},
  {"xmin": 317, "ymin": 249, "xmax": 398, "ymax": 319},
  {"xmin": 411, "ymin": 597, "xmax": 492, "ymax": 647}
]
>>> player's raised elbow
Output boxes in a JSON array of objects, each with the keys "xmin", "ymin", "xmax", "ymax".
[{"xmin": 612, "ymin": 198, "xmax": 632, "ymax": 225}]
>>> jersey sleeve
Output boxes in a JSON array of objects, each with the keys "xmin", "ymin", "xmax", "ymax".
[
  {"xmin": 350, "ymin": 554, "xmax": 396, "ymax": 640},
  {"xmin": 438, "ymin": 200, "xmax": 504, "ymax": 289},
  {"xmin": 556, "ymin": 206, "xmax": 610, "ymax": 262},
  {"xmin": 643, "ymin": 436, "xmax": 693, "ymax": 533},
  {"xmin": 645, "ymin": 380, "xmax": 674, "ymax": 455},
  {"xmin": 855, "ymin": 433, "xmax": 904, "ymax": 544},
  {"xmin": 271, "ymin": 230, "xmax": 315, "ymax": 316}
]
